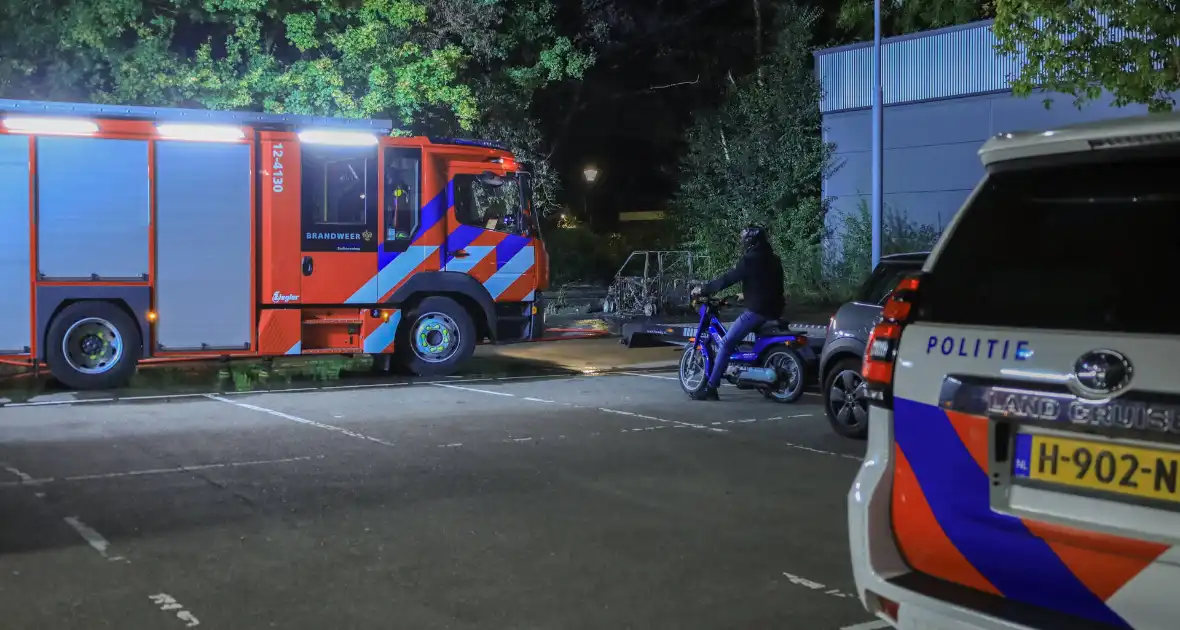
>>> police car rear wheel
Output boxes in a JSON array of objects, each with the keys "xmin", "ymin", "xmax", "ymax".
[{"xmin": 824, "ymin": 358, "xmax": 868, "ymax": 439}]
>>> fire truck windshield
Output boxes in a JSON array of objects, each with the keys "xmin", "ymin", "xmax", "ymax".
[
  {"xmin": 456, "ymin": 171, "xmax": 533, "ymax": 236},
  {"xmin": 518, "ymin": 172, "xmax": 540, "ymax": 239}
]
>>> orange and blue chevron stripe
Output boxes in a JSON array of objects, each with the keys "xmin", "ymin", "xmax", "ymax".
[
  {"xmin": 376, "ymin": 179, "xmax": 538, "ymax": 304},
  {"xmin": 891, "ymin": 397, "xmax": 1171, "ymax": 628}
]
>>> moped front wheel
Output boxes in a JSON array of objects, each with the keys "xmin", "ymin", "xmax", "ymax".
[{"xmin": 679, "ymin": 343, "xmax": 710, "ymax": 396}]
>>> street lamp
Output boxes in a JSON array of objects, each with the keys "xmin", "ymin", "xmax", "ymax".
[
  {"xmin": 581, "ymin": 165, "xmax": 600, "ymax": 228},
  {"xmin": 583, "ymin": 165, "xmax": 600, "ymax": 184}
]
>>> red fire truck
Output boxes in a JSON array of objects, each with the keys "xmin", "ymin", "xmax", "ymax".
[{"xmin": 0, "ymin": 99, "xmax": 549, "ymax": 390}]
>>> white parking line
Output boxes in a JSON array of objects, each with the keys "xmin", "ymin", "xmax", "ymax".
[
  {"xmin": 427, "ymin": 376, "xmax": 728, "ymax": 434},
  {"xmin": 622, "ymin": 413, "xmax": 815, "ymax": 433},
  {"xmin": 597, "ymin": 407, "xmax": 725, "ymax": 433},
  {"xmin": 491, "ymin": 374, "xmax": 582, "ymax": 382},
  {"xmin": 839, "ymin": 621, "xmax": 890, "ymax": 630},
  {"xmin": 64, "ymin": 516, "xmax": 125, "ymax": 562},
  {"xmin": 2, "ymin": 462, "xmax": 38, "ymax": 484},
  {"xmin": 621, "ymin": 372, "xmax": 678, "ymax": 381},
  {"xmin": 149, "ymin": 593, "xmax": 201, "ymax": 627},
  {"xmin": 64, "ymin": 456, "xmax": 318, "ymax": 482},
  {"xmin": 621, "ymin": 371, "xmax": 824, "ymax": 397},
  {"xmin": 430, "ymin": 383, "xmax": 515, "ymax": 397},
  {"xmin": 781, "ymin": 570, "xmax": 857, "ymax": 599},
  {"xmin": 0, "ymin": 371, "xmax": 643, "ymax": 409},
  {"xmin": 205, "ymin": 395, "xmax": 397, "ymax": 447},
  {"xmin": 785, "ymin": 442, "xmax": 863, "ymax": 461},
  {"xmin": 0, "ymin": 456, "xmax": 322, "ymax": 488},
  {"xmin": 216, "ymin": 383, "xmax": 410, "ymax": 397},
  {"xmin": 9, "ymin": 397, "xmax": 117, "ymax": 407},
  {"xmin": 621, "ymin": 425, "xmax": 669, "ymax": 432},
  {"xmin": 4, "ymin": 369, "xmax": 779, "ymax": 410},
  {"xmin": 624, "ymin": 371, "xmax": 741, "ymax": 388}
]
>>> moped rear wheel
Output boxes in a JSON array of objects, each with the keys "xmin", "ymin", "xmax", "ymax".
[
  {"xmin": 760, "ymin": 346, "xmax": 806, "ymax": 403},
  {"xmin": 679, "ymin": 343, "xmax": 710, "ymax": 396}
]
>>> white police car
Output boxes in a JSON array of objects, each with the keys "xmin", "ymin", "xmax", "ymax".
[{"xmin": 848, "ymin": 112, "xmax": 1180, "ymax": 630}]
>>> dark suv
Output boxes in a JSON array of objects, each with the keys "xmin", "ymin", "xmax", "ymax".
[{"xmin": 819, "ymin": 251, "xmax": 927, "ymax": 439}]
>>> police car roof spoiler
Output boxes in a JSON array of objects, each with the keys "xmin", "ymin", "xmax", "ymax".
[{"xmin": 980, "ymin": 110, "xmax": 1180, "ymax": 167}]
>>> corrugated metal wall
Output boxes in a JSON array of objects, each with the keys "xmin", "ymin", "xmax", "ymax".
[
  {"xmin": 820, "ymin": 88, "xmax": 1166, "ymax": 231},
  {"xmin": 814, "ymin": 16, "xmax": 1135, "ymax": 113},
  {"xmin": 815, "ymin": 15, "xmax": 1170, "ymax": 256},
  {"xmin": 815, "ymin": 20, "xmax": 1018, "ymax": 113}
]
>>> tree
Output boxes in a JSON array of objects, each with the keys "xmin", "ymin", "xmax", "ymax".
[
  {"xmin": 420, "ymin": 0, "xmax": 600, "ymax": 211},
  {"xmin": 994, "ymin": 1, "xmax": 1180, "ymax": 112},
  {"xmin": 536, "ymin": 0, "xmax": 774, "ymax": 219},
  {"xmin": 834, "ymin": 0, "xmax": 993, "ymax": 41},
  {"xmin": 0, "ymin": 0, "xmax": 598, "ymax": 213},
  {"xmin": 673, "ymin": 2, "xmax": 834, "ymax": 298}
]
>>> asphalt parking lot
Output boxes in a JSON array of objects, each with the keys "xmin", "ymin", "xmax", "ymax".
[{"xmin": 0, "ymin": 353, "xmax": 879, "ymax": 629}]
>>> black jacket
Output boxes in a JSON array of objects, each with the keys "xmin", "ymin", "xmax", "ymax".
[{"xmin": 701, "ymin": 244, "xmax": 785, "ymax": 319}]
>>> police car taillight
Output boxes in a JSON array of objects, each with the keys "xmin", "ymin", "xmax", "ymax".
[{"xmin": 863, "ymin": 274, "xmax": 924, "ymax": 406}]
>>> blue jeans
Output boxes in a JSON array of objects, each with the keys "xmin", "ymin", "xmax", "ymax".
[{"xmin": 707, "ymin": 310, "xmax": 766, "ymax": 388}]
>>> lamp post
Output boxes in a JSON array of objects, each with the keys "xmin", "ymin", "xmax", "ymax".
[
  {"xmin": 870, "ymin": 0, "xmax": 884, "ymax": 270},
  {"xmin": 582, "ymin": 164, "xmax": 600, "ymax": 228}
]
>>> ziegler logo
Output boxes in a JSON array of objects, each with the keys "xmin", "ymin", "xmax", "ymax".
[{"xmin": 272, "ymin": 291, "xmax": 299, "ymax": 303}]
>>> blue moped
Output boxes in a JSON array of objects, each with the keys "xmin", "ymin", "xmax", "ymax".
[{"xmin": 679, "ymin": 296, "xmax": 814, "ymax": 402}]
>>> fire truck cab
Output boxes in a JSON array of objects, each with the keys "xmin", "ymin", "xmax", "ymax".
[{"xmin": 0, "ymin": 99, "xmax": 548, "ymax": 390}]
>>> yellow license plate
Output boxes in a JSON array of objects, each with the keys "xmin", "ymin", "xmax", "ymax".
[{"xmin": 1013, "ymin": 433, "xmax": 1180, "ymax": 504}]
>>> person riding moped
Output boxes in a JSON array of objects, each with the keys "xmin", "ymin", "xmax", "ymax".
[{"xmin": 688, "ymin": 225, "xmax": 785, "ymax": 401}]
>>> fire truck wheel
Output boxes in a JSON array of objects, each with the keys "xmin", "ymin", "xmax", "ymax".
[
  {"xmin": 45, "ymin": 301, "xmax": 141, "ymax": 391},
  {"xmin": 396, "ymin": 296, "xmax": 477, "ymax": 377}
]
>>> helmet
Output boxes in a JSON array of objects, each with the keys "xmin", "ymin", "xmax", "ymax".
[{"xmin": 740, "ymin": 224, "xmax": 768, "ymax": 251}]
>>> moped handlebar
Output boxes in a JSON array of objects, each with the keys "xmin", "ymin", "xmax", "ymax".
[{"xmin": 691, "ymin": 295, "xmax": 728, "ymax": 309}]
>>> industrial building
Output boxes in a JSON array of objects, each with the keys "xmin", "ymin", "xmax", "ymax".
[{"xmin": 814, "ymin": 18, "xmax": 1168, "ymax": 235}]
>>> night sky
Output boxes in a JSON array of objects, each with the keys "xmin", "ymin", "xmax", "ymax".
[{"xmin": 539, "ymin": 0, "xmax": 840, "ymax": 230}]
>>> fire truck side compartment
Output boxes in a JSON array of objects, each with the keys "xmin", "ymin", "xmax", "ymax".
[
  {"xmin": 36, "ymin": 137, "xmax": 150, "ymax": 281},
  {"xmin": 155, "ymin": 140, "xmax": 252, "ymax": 351},
  {"xmin": 0, "ymin": 134, "xmax": 31, "ymax": 354}
]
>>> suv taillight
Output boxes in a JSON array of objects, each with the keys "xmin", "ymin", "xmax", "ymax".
[{"xmin": 863, "ymin": 274, "xmax": 924, "ymax": 406}]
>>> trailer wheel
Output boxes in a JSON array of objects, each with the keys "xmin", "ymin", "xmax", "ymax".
[
  {"xmin": 396, "ymin": 296, "xmax": 476, "ymax": 377},
  {"xmin": 45, "ymin": 301, "xmax": 141, "ymax": 391}
]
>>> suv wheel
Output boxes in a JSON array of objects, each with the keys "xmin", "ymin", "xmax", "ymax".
[{"xmin": 824, "ymin": 358, "xmax": 868, "ymax": 440}]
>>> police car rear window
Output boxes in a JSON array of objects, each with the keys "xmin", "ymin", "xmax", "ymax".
[{"xmin": 923, "ymin": 154, "xmax": 1179, "ymax": 335}]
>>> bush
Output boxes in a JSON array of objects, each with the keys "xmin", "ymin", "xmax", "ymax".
[
  {"xmin": 821, "ymin": 197, "xmax": 941, "ymax": 301},
  {"xmin": 545, "ymin": 227, "xmax": 630, "ymax": 286}
]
